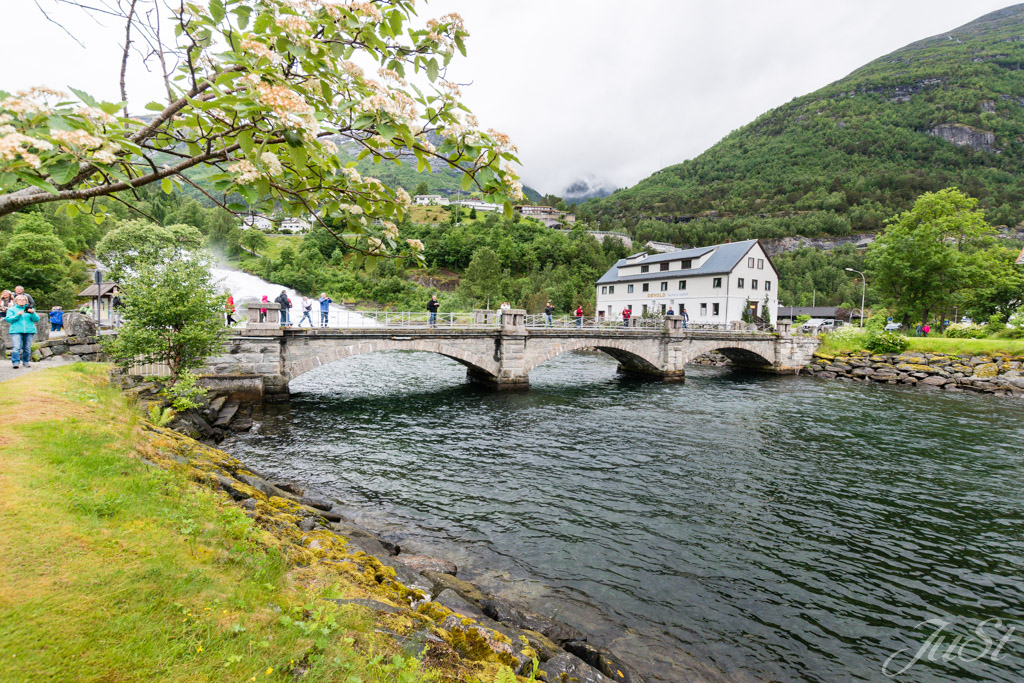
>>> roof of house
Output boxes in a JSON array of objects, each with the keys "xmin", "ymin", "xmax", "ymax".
[
  {"xmin": 78, "ymin": 282, "xmax": 119, "ymax": 297},
  {"xmin": 776, "ymin": 306, "xmax": 856, "ymax": 320},
  {"xmin": 596, "ymin": 239, "xmax": 763, "ymax": 285}
]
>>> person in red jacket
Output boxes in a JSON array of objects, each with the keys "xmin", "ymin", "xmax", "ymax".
[
  {"xmin": 622, "ymin": 307, "xmax": 632, "ymax": 328},
  {"xmin": 575, "ymin": 305, "xmax": 584, "ymax": 327}
]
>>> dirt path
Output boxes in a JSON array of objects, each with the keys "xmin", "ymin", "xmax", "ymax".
[{"xmin": 0, "ymin": 357, "xmax": 74, "ymax": 383}]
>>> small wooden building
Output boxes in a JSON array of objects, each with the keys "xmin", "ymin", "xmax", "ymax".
[{"xmin": 78, "ymin": 282, "xmax": 119, "ymax": 325}]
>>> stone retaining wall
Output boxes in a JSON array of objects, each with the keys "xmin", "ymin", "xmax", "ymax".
[{"xmin": 804, "ymin": 350, "xmax": 1024, "ymax": 397}]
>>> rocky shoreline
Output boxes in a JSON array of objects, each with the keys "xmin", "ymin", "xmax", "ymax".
[
  {"xmin": 803, "ymin": 349, "xmax": 1024, "ymax": 397},
  {"xmin": 130, "ymin": 384, "xmax": 645, "ymax": 682}
]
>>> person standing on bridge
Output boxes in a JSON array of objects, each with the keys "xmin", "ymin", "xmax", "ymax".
[
  {"xmin": 575, "ymin": 305, "xmax": 584, "ymax": 328},
  {"xmin": 224, "ymin": 294, "xmax": 236, "ymax": 326},
  {"xmin": 427, "ymin": 295, "xmax": 440, "ymax": 327},
  {"xmin": 622, "ymin": 306, "xmax": 632, "ymax": 328},
  {"xmin": 5, "ymin": 294, "xmax": 39, "ymax": 369},
  {"xmin": 680, "ymin": 305, "xmax": 689, "ymax": 329},
  {"xmin": 259, "ymin": 295, "xmax": 269, "ymax": 323},
  {"xmin": 667, "ymin": 307, "xmax": 675, "ymax": 316},
  {"xmin": 276, "ymin": 290, "xmax": 291, "ymax": 326},
  {"xmin": 299, "ymin": 297, "xmax": 314, "ymax": 327},
  {"xmin": 319, "ymin": 293, "xmax": 332, "ymax": 327},
  {"xmin": 545, "ymin": 301, "xmax": 555, "ymax": 327}
]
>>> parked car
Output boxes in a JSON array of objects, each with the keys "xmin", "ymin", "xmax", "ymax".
[
  {"xmin": 801, "ymin": 318, "xmax": 836, "ymax": 334},
  {"xmin": 884, "ymin": 322, "xmax": 903, "ymax": 331}
]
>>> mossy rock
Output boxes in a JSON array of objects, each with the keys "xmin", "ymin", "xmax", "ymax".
[
  {"xmin": 813, "ymin": 352, "xmax": 835, "ymax": 361},
  {"xmin": 974, "ymin": 363, "xmax": 1000, "ymax": 379},
  {"xmin": 895, "ymin": 363, "xmax": 933, "ymax": 373}
]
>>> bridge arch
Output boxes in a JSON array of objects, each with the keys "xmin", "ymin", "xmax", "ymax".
[
  {"xmin": 523, "ymin": 337, "xmax": 664, "ymax": 376},
  {"xmin": 676, "ymin": 339, "xmax": 776, "ymax": 369},
  {"xmin": 282, "ymin": 337, "xmax": 501, "ymax": 382}
]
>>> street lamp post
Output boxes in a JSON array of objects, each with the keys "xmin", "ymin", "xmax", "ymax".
[{"xmin": 845, "ymin": 267, "xmax": 866, "ymax": 328}]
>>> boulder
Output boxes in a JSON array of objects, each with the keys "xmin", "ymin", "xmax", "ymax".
[
  {"xmin": 434, "ymin": 589, "xmax": 486, "ymax": 620},
  {"xmin": 422, "ymin": 571, "xmax": 489, "ymax": 604},
  {"xmin": 919, "ymin": 375, "xmax": 950, "ymax": 386},
  {"xmin": 540, "ymin": 653, "xmax": 613, "ymax": 683},
  {"xmin": 64, "ymin": 312, "xmax": 99, "ymax": 338},
  {"xmin": 564, "ymin": 641, "xmax": 646, "ymax": 683},
  {"xmin": 481, "ymin": 598, "xmax": 585, "ymax": 645},
  {"xmin": 395, "ymin": 554, "xmax": 458, "ymax": 576},
  {"xmin": 299, "ymin": 495, "xmax": 334, "ymax": 511}
]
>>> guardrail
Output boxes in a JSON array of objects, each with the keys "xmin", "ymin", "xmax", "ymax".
[{"xmin": 242, "ymin": 303, "xmax": 775, "ymax": 334}]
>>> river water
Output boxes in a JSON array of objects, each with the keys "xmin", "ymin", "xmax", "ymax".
[{"xmin": 221, "ymin": 351, "xmax": 1024, "ymax": 683}]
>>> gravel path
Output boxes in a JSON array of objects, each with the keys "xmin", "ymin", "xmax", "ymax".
[{"xmin": 0, "ymin": 356, "xmax": 75, "ymax": 383}]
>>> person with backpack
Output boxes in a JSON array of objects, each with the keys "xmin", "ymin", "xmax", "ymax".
[
  {"xmin": 275, "ymin": 290, "xmax": 291, "ymax": 326},
  {"xmin": 426, "ymin": 295, "xmax": 440, "ymax": 327},
  {"xmin": 544, "ymin": 301, "xmax": 555, "ymax": 327},
  {"xmin": 575, "ymin": 305, "xmax": 584, "ymax": 328},
  {"xmin": 318, "ymin": 293, "xmax": 332, "ymax": 327},
  {"xmin": 299, "ymin": 296, "xmax": 314, "ymax": 327},
  {"xmin": 5, "ymin": 294, "xmax": 39, "ymax": 369}
]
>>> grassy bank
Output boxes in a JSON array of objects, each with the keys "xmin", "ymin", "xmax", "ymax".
[
  {"xmin": 817, "ymin": 330, "xmax": 1024, "ymax": 357},
  {"xmin": 0, "ymin": 365, "xmax": 521, "ymax": 682}
]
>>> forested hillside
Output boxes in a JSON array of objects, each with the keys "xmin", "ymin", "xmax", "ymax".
[{"xmin": 585, "ymin": 5, "xmax": 1024, "ymax": 246}]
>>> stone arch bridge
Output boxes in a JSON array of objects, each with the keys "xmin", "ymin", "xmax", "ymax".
[{"xmin": 201, "ymin": 310, "xmax": 819, "ymax": 402}]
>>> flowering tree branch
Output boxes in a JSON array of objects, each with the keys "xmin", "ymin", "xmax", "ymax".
[{"xmin": 1, "ymin": 0, "xmax": 523, "ymax": 264}]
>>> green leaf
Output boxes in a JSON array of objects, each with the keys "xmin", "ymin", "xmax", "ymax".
[
  {"xmin": 68, "ymin": 87, "xmax": 97, "ymax": 107},
  {"xmin": 234, "ymin": 5, "xmax": 252, "ymax": 29},
  {"xmin": 461, "ymin": 173, "xmax": 473, "ymax": 191},
  {"xmin": 377, "ymin": 123, "xmax": 396, "ymax": 141},
  {"xmin": 426, "ymin": 59, "xmax": 439, "ymax": 82},
  {"xmin": 253, "ymin": 12, "xmax": 273, "ymax": 33},
  {"xmin": 144, "ymin": 101, "xmax": 165, "ymax": 112},
  {"xmin": 15, "ymin": 172, "xmax": 59, "ymax": 195},
  {"xmin": 209, "ymin": 0, "xmax": 225, "ymax": 23},
  {"xmin": 226, "ymin": 203, "xmax": 248, "ymax": 213},
  {"xmin": 47, "ymin": 161, "xmax": 77, "ymax": 185},
  {"xmin": 161, "ymin": 178, "xmax": 174, "ymax": 194}
]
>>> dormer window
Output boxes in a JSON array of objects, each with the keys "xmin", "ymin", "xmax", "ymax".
[
  {"xmin": 640, "ymin": 265, "xmax": 650, "ymax": 273},
  {"xmin": 680, "ymin": 259, "xmax": 692, "ymax": 269},
  {"xmin": 660, "ymin": 263, "xmax": 669, "ymax": 271}
]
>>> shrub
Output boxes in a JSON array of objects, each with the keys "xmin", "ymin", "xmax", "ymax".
[
  {"xmin": 162, "ymin": 370, "xmax": 207, "ymax": 412},
  {"xmin": 865, "ymin": 330, "xmax": 909, "ymax": 353},
  {"xmin": 987, "ymin": 313, "xmax": 1006, "ymax": 334},
  {"xmin": 944, "ymin": 323, "xmax": 988, "ymax": 339},
  {"xmin": 794, "ymin": 314, "xmax": 811, "ymax": 325}
]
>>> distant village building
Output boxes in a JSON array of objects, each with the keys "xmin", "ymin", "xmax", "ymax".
[
  {"xmin": 776, "ymin": 306, "xmax": 855, "ymax": 323},
  {"xmin": 413, "ymin": 194, "xmax": 450, "ymax": 206},
  {"xmin": 455, "ymin": 198, "xmax": 502, "ymax": 213},
  {"xmin": 240, "ymin": 214, "xmax": 311, "ymax": 233},
  {"xmin": 595, "ymin": 239, "xmax": 779, "ymax": 324},
  {"xmin": 77, "ymin": 281, "xmax": 119, "ymax": 325},
  {"xmin": 240, "ymin": 214, "xmax": 274, "ymax": 231},
  {"xmin": 515, "ymin": 204, "xmax": 576, "ymax": 227},
  {"xmin": 645, "ymin": 241, "xmax": 678, "ymax": 253}
]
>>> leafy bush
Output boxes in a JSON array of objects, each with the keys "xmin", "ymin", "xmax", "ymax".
[
  {"xmin": 162, "ymin": 371, "xmax": 206, "ymax": 412},
  {"xmin": 944, "ymin": 323, "xmax": 988, "ymax": 339},
  {"xmin": 794, "ymin": 315, "xmax": 811, "ymax": 325},
  {"xmin": 865, "ymin": 330, "xmax": 909, "ymax": 353},
  {"xmin": 147, "ymin": 404, "xmax": 175, "ymax": 427},
  {"xmin": 986, "ymin": 313, "xmax": 1006, "ymax": 334}
]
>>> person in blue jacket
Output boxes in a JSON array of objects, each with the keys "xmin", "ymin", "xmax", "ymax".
[
  {"xmin": 318, "ymin": 292, "xmax": 332, "ymax": 327},
  {"xmin": 49, "ymin": 306, "xmax": 63, "ymax": 332},
  {"xmin": 5, "ymin": 294, "xmax": 40, "ymax": 368}
]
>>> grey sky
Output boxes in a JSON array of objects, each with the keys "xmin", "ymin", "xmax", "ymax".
[{"xmin": 4, "ymin": 1, "xmax": 1016, "ymax": 195}]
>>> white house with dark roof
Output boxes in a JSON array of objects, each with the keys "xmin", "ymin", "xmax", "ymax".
[{"xmin": 595, "ymin": 239, "xmax": 779, "ymax": 324}]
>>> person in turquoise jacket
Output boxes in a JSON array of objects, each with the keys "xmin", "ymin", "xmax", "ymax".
[{"xmin": 5, "ymin": 294, "xmax": 39, "ymax": 368}]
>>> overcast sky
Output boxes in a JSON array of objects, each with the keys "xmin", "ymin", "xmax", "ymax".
[{"xmin": 4, "ymin": 1, "xmax": 1016, "ymax": 195}]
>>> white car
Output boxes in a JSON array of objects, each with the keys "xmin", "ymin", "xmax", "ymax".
[
  {"xmin": 884, "ymin": 322, "xmax": 902, "ymax": 331},
  {"xmin": 801, "ymin": 318, "xmax": 836, "ymax": 334}
]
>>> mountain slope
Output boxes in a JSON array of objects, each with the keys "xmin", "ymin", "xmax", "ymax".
[{"xmin": 587, "ymin": 5, "xmax": 1024, "ymax": 243}]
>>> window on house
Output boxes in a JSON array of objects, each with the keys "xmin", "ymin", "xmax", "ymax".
[
  {"xmin": 737, "ymin": 278, "xmax": 744, "ymax": 289},
  {"xmin": 712, "ymin": 303, "xmax": 720, "ymax": 316},
  {"xmin": 660, "ymin": 281, "xmax": 668, "ymax": 291},
  {"xmin": 713, "ymin": 277, "xmax": 722, "ymax": 288},
  {"xmin": 660, "ymin": 262, "xmax": 669, "ymax": 271},
  {"xmin": 660, "ymin": 304, "xmax": 666, "ymax": 314},
  {"xmin": 601, "ymin": 286, "xmax": 607, "ymax": 295},
  {"xmin": 758, "ymin": 259, "xmax": 764, "ymax": 269},
  {"xmin": 627, "ymin": 284, "xmax": 634, "ymax": 293},
  {"xmin": 609, "ymin": 285, "xmax": 615, "ymax": 294},
  {"xmin": 748, "ymin": 257, "xmax": 755, "ymax": 268},
  {"xmin": 642, "ymin": 283, "xmax": 650, "ymax": 292},
  {"xmin": 641, "ymin": 265, "xmax": 650, "ymax": 273},
  {"xmin": 765, "ymin": 281, "xmax": 771, "ymax": 291},
  {"xmin": 642, "ymin": 304, "xmax": 648, "ymax": 314},
  {"xmin": 678, "ymin": 280, "xmax": 686, "ymax": 290},
  {"xmin": 681, "ymin": 259, "xmax": 692, "ymax": 269},
  {"xmin": 751, "ymin": 279, "xmax": 758, "ymax": 290},
  {"xmin": 700, "ymin": 303, "xmax": 707, "ymax": 316}
]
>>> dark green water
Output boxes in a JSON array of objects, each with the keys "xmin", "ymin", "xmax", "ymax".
[{"xmin": 222, "ymin": 351, "xmax": 1024, "ymax": 683}]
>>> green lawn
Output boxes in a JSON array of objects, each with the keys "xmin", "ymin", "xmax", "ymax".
[
  {"xmin": 817, "ymin": 330, "xmax": 1024, "ymax": 357},
  {"xmin": 0, "ymin": 365, "xmax": 430, "ymax": 683}
]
